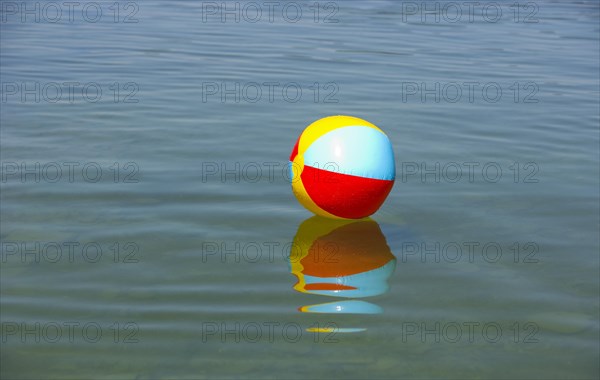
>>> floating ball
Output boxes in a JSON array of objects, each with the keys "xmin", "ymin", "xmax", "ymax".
[{"xmin": 289, "ymin": 115, "xmax": 395, "ymax": 219}]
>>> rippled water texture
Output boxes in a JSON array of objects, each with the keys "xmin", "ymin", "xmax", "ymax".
[{"xmin": 1, "ymin": 1, "xmax": 599, "ymax": 379}]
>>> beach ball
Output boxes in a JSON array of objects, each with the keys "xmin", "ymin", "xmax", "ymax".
[
  {"xmin": 289, "ymin": 216, "xmax": 396, "ymax": 300},
  {"xmin": 289, "ymin": 115, "xmax": 395, "ymax": 219}
]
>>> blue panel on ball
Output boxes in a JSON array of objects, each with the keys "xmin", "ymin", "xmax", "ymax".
[{"xmin": 303, "ymin": 126, "xmax": 396, "ymax": 181}]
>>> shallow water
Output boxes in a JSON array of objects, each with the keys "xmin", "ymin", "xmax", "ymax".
[{"xmin": 1, "ymin": 1, "xmax": 599, "ymax": 379}]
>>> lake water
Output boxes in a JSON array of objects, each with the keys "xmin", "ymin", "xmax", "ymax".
[{"xmin": 1, "ymin": 1, "xmax": 599, "ymax": 379}]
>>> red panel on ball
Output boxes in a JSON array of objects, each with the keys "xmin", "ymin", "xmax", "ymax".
[
  {"xmin": 301, "ymin": 165, "xmax": 394, "ymax": 219},
  {"xmin": 289, "ymin": 137, "xmax": 300, "ymax": 161}
]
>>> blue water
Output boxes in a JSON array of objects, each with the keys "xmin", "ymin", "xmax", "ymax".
[{"xmin": 1, "ymin": 1, "xmax": 599, "ymax": 378}]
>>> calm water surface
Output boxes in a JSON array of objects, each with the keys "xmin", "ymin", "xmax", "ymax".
[{"xmin": 1, "ymin": 1, "xmax": 599, "ymax": 379}]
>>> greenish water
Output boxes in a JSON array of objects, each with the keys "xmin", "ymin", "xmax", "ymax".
[{"xmin": 1, "ymin": 1, "xmax": 599, "ymax": 379}]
